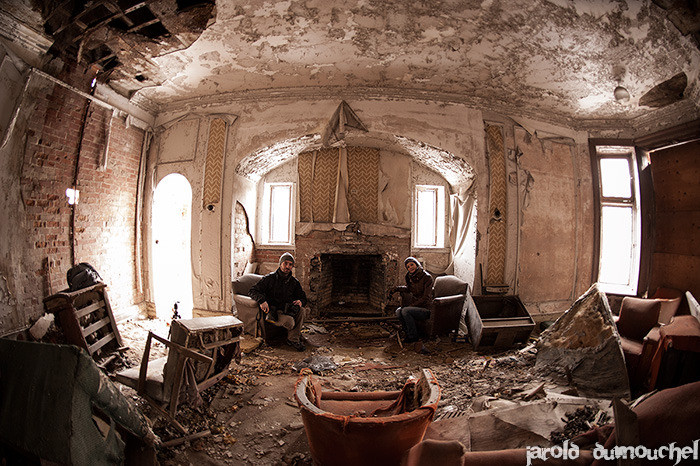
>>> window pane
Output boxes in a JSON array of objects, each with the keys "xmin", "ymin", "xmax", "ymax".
[
  {"xmin": 415, "ymin": 189, "xmax": 437, "ymax": 246},
  {"xmin": 269, "ymin": 185, "xmax": 291, "ymax": 243},
  {"xmin": 600, "ymin": 158, "xmax": 632, "ymax": 199},
  {"xmin": 599, "ymin": 205, "xmax": 633, "ymax": 286}
]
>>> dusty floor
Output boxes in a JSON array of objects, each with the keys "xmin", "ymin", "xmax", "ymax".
[{"xmin": 113, "ymin": 317, "xmax": 547, "ymax": 465}]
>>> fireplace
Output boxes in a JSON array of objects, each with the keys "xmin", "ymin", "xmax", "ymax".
[
  {"xmin": 295, "ymin": 224, "xmax": 412, "ymax": 317},
  {"xmin": 318, "ymin": 254, "xmax": 385, "ymax": 316}
]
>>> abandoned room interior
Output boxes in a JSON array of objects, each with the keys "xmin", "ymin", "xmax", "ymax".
[{"xmin": 1, "ymin": 0, "xmax": 700, "ymax": 464}]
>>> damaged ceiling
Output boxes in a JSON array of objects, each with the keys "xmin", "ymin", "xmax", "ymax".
[{"xmin": 1, "ymin": 0, "xmax": 700, "ymax": 126}]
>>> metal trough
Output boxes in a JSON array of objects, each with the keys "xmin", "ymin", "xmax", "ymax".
[{"xmin": 294, "ymin": 368, "xmax": 440, "ymax": 466}]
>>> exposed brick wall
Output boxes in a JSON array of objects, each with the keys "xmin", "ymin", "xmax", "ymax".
[
  {"xmin": 295, "ymin": 229, "xmax": 410, "ymax": 317},
  {"xmin": 17, "ymin": 63, "xmax": 144, "ymax": 323}
]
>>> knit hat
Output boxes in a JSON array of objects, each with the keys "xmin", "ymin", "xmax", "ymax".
[
  {"xmin": 279, "ymin": 252, "xmax": 295, "ymax": 265},
  {"xmin": 404, "ymin": 257, "xmax": 421, "ymax": 268}
]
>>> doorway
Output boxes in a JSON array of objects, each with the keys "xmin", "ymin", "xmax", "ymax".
[{"xmin": 152, "ymin": 173, "xmax": 193, "ymax": 320}]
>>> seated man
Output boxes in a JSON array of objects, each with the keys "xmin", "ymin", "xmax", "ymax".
[
  {"xmin": 388, "ymin": 257, "xmax": 434, "ymax": 344},
  {"xmin": 249, "ymin": 252, "xmax": 307, "ymax": 351}
]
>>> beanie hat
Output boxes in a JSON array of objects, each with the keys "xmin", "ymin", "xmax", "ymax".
[
  {"xmin": 404, "ymin": 257, "xmax": 420, "ymax": 268},
  {"xmin": 279, "ymin": 252, "xmax": 295, "ymax": 265}
]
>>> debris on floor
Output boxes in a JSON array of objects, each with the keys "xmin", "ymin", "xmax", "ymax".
[{"xmin": 103, "ymin": 315, "xmax": 606, "ymax": 465}]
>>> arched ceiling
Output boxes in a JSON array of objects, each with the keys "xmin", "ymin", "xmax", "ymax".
[
  {"xmin": 3, "ymin": 0, "xmax": 700, "ymax": 126},
  {"xmin": 235, "ymin": 132, "xmax": 475, "ymax": 189}
]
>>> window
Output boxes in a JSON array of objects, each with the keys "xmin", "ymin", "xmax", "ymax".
[
  {"xmin": 262, "ymin": 182, "xmax": 294, "ymax": 245},
  {"xmin": 594, "ymin": 145, "xmax": 641, "ymax": 295},
  {"xmin": 414, "ymin": 185, "xmax": 445, "ymax": 248}
]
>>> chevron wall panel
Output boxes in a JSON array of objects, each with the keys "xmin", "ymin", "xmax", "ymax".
[
  {"xmin": 485, "ymin": 124, "xmax": 507, "ymax": 285},
  {"xmin": 298, "ymin": 152, "xmax": 314, "ymax": 222},
  {"xmin": 203, "ymin": 118, "xmax": 226, "ymax": 207},
  {"xmin": 311, "ymin": 148, "xmax": 338, "ymax": 222},
  {"xmin": 347, "ymin": 146, "xmax": 379, "ymax": 223}
]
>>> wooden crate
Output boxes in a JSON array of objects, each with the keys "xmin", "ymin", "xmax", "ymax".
[{"xmin": 468, "ymin": 295, "xmax": 534, "ymax": 349}]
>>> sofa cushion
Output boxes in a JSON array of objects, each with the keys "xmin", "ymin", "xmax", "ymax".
[{"xmin": 616, "ymin": 297, "xmax": 661, "ymax": 342}]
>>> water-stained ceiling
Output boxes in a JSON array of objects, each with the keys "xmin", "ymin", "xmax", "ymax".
[{"xmin": 2, "ymin": 0, "xmax": 700, "ymax": 126}]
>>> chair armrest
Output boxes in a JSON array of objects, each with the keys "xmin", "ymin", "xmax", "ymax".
[
  {"xmin": 233, "ymin": 294, "xmax": 259, "ymax": 307},
  {"xmin": 643, "ymin": 326, "xmax": 661, "ymax": 344},
  {"xmin": 149, "ymin": 332, "xmax": 214, "ymax": 365},
  {"xmin": 433, "ymin": 295, "xmax": 466, "ymax": 306}
]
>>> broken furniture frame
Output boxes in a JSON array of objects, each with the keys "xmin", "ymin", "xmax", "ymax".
[
  {"xmin": 468, "ymin": 295, "xmax": 535, "ymax": 348},
  {"xmin": 114, "ymin": 316, "xmax": 243, "ymax": 434},
  {"xmin": 43, "ymin": 283, "xmax": 124, "ymax": 361}
]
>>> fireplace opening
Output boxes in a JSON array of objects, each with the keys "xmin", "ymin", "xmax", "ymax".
[{"xmin": 319, "ymin": 253, "xmax": 385, "ymax": 316}]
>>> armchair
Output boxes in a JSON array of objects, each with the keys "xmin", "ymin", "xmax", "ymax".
[
  {"xmin": 232, "ymin": 273, "xmax": 264, "ymax": 335},
  {"xmin": 231, "ymin": 273, "xmax": 290, "ymax": 344},
  {"xmin": 425, "ymin": 275, "xmax": 469, "ymax": 338},
  {"xmin": 615, "ymin": 293, "xmax": 682, "ymax": 391},
  {"xmin": 114, "ymin": 316, "xmax": 242, "ymax": 433}
]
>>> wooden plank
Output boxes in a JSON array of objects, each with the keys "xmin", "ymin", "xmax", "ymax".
[
  {"xmin": 75, "ymin": 300, "xmax": 105, "ymax": 319},
  {"xmin": 81, "ymin": 316, "xmax": 111, "ymax": 337},
  {"xmin": 88, "ymin": 332, "xmax": 115, "ymax": 355},
  {"xmin": 201, "ymin": 336, "xmax": 240, "ymax": 350},
  {"xmin": 128, "ymin": 18, "xmax": 160, "ymax": 33},
  {"xmin": 101, "ymin": 290, "xmax": 123, "ymax": 346}
]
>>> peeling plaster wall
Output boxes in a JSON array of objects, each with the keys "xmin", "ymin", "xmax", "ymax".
[
  {"xmin": 515, "ymin": 127, "xmax": 593, "ymax": 320},
  {"xmin": 147, "ymin": 116, "xmax": 229, "ymax": 316},
  {"xmin": 153, "ymin": 96, "xmax": 600, "ymax": 318}
]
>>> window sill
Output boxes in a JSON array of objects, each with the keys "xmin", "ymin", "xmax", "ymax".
[
  {"xmin": 257, "ymin": 243, "xmax": 294, "ymax": 249},
  {"xmin": 412, "ymin": 247, "xmax": 450, "ymax": 253}
]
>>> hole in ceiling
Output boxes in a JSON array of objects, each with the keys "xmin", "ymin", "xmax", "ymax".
[
  {"xmin": 176, "ymin": 0, "xmax": 215, "ymax": 13},
  {"xmin": 639, "ymin": 73, "xmax": 687, "ymax": 108},
  {"xmin": 134, "ymin": 74, "xmax": 148, "ymax": 82}
]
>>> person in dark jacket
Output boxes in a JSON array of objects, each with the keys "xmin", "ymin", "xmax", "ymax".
[
  {"xmin": 249, "ymin": 252, "xmax": 308, "ymax": 351},
  {"xmin": 388, "ymin": 257, "xmax": 434, "ymax": 344}
]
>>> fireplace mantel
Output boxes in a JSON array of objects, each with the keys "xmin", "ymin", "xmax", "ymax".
[{"xmin": 296, "ymin": 222, "xmax": 410, "ymax": 239}]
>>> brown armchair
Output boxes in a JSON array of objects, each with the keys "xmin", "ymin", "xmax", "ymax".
[
  {"xmin": 426, "ymin": 275, "xmax": 469, "ymax": 338},
  {"xmin": 615, "ymin": 292, "xmax": 682, "ymax": 391}
]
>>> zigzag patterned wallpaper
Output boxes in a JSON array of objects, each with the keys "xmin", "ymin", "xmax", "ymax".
[
  {"xmin": 347, "ymin": 147, "xmax": 379, "ymax": 223},
  {"xmin": 298, "ymin": 147, "xmax": 379, "ymax": 223},
  {"xmin": 485, "ymin": 124, "xmax": 507, "ymax": 285},
  {"xmin": 203, "ymin": 118, "xmax": 227, "ymax": 207}
]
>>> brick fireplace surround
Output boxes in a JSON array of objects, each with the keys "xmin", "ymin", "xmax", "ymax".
[{"xmin": 295, "ymin": 224, "xmax": 411, "ymax": 318}]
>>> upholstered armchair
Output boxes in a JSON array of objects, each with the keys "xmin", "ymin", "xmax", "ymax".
[
  {"xmin": 232, "ymin": 273, "xmax": 264, "ymax": 336},
  {"xmin": 427, "ymin": 275, "xmax": 469, "ymax": 338},
  {"xmin": 615, "ymin": 291, "xmax": 682, "ymax": 390}
]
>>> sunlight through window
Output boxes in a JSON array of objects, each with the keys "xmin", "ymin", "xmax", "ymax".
[
  {"xmin": 263, "ymin": 182, "xmax": 293, "ymax": 245},
  {"xmin": 594, "ymin": 145, "xmax": 640, "ymax": 295},
  {"xmin": 414, "ymin": 185, "xmax": 445, "ymax": 248}
]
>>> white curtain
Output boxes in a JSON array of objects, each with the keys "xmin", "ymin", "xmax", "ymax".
[
  {"xmin": 333, "ymin": 146, "xmax": 350, "ymax": 223},
  {"xmin": 425, "ymin": 191, "xmax": 475, "ymax": 275}
]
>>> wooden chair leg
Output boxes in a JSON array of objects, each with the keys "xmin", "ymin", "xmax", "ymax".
[{"xmin": 142, "ymin": 395, "xmax": 188, "ymax": 435}]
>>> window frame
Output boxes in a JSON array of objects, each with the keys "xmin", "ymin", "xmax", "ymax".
[
  {"xmin": 413, "ymin": 184, "xmax": 446, "ymax": 249},
  {"xmin": 590, "ymin": 141, "xmax": 642, "ymax": 296},
  {"xmin": 261, "ymin": 181, "xmax": 295, "ymax": 246}
]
